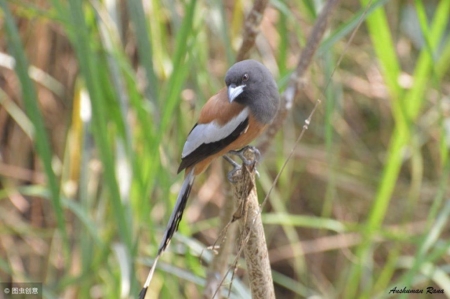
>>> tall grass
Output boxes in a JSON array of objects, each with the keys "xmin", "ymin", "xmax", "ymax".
[{"xmin": 0, "ymin": 0, "xmax": 449, "ymax": 298}]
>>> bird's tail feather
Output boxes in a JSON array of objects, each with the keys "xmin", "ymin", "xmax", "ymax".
[
  {"xmin": 139, "ymin": 255, "xmax": 159, "ymax": 299},
  {"xmin": 139, "ymin": 168, "xmax": 196, "ymax": 299},
  {"xmin": 158, "ymin": 168, "xmax": 195, "ymax": 254}
]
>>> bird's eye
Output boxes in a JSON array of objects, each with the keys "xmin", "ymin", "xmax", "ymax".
[{"xmin": 242, "ymin": 73, "xmax": 249, "ymax": 81}]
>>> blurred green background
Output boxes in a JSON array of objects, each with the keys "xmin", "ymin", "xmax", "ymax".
[{"xmin": 1, "ymin": 0, "xmax": 449, "ymax": 298}]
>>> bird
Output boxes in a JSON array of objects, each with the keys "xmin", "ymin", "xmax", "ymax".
[{"xmin": 139, "ymin": 59, "xmax": 279, "ymax": 299}]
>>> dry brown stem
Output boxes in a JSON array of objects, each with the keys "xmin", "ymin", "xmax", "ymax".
[
  {"xmin": 229, "ymin": 150, "xmax": 275, "ymax": 299},
  {"xmin": 236, "ymin": 0, "xmax": 270, "ymax": 62}
]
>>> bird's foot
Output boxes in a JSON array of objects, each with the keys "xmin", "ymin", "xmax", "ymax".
[
  {"xmin": 224, "ymin": 146, "xmax": 260, "ymax": 182},
  {"xmin": 223, "ymin": 155, "xmax": 242, "ymax": 182},
  {"xmin": 229, "ymin": 146, "xmax": 261, "ymax": 166}
]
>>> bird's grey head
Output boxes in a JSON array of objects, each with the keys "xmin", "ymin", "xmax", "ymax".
[{"xmin": 225, "ymin": 59, "xmax": 279, "ymax": 124}]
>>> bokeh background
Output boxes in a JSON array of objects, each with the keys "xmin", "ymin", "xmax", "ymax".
[{"xmin": 1, "ymin": 0, "xmax": 449, "ymax": 298}]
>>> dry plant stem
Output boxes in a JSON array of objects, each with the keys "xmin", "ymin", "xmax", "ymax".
[
  {"xmin": 257, "ymin": 0, "xmax": 341, "ymax": 155},
  {"xmin": 202, "ymin": 195, "xmax": 238, "ymax": 299},
  {"xmin": 236, "ymin": 0, "xmax": 270, "ymax": 61},
  {"xmin": 230, "ymin": 154, "xmax": 275, "ymax": 299}
]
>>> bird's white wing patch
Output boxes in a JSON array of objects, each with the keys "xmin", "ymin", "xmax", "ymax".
[{"xmin": 182, "ymin": 107, "xmax": 249, "ymax": 158}]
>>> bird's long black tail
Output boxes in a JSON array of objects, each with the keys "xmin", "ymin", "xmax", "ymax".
[{"xmin": 139, "ymin": 169, "xmax": 196, "ymax": 299}]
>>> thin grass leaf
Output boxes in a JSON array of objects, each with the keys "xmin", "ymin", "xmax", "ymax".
[
  {"xmin": 0, "ymin": 89, "xmax": 34, "ymax": 138},
  {"xmin": 406, "ymin": 0, "xmax": 450, "ymax": 118},
  {"xmin": 160, "ymin": 0, "xmax": 198, "ymax": 133},
  {"xmin": 262, "ymin": 213, "xmax": 347, "ymax": 233},
  {"xmin": 436, "ymin": 38, "xmax": 450, "ymax": 78},
  {"xmin": 217, "ymin": 0, "xmax": 234, "ymax": 65},
  {"xmin": 127, "ymin": 0, "xmax": 158, "ymax": 109},
  {"xmin": 272, "ymin": 271, "xmax": 318, "ymax": 297},
  {"xmin": 318, "ymin": 0, "xmax": 390, "ymax": 56}
]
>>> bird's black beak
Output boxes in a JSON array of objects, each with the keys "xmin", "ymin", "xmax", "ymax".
[{"xmin": 227, "ymin": 84, "xmax": 246, "ymax": 103}]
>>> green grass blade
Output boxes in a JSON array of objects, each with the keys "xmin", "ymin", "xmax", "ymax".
[
  {"xmin": 262, "ymin": 213, "xmax": 347, "ymax": 232},
  {"xmin": 126, "ymin": 0, "xmax": 158, "ymax": 109},
  {"xmin": 405, "ymin": 0, "xmax": 450, "ymax": 119},
  {"xmin": 160, "ymin": 0, "xmax": 198, "ymax": 133}
]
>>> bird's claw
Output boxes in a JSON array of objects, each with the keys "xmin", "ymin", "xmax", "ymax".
[
  {"xmin": 227, "ymin": 166, "xmax": 242, "ymax": 183},
  {"xmin": 229, "ymin": 146, "xmax": 261, "ymax": 166},
  {"xmin": 224, "ymin": 146, "xmax": 260, "ymax": 182},
  {"xmin": 223, "ymin": 155, "xmax": 242, "ymax": 182}
]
